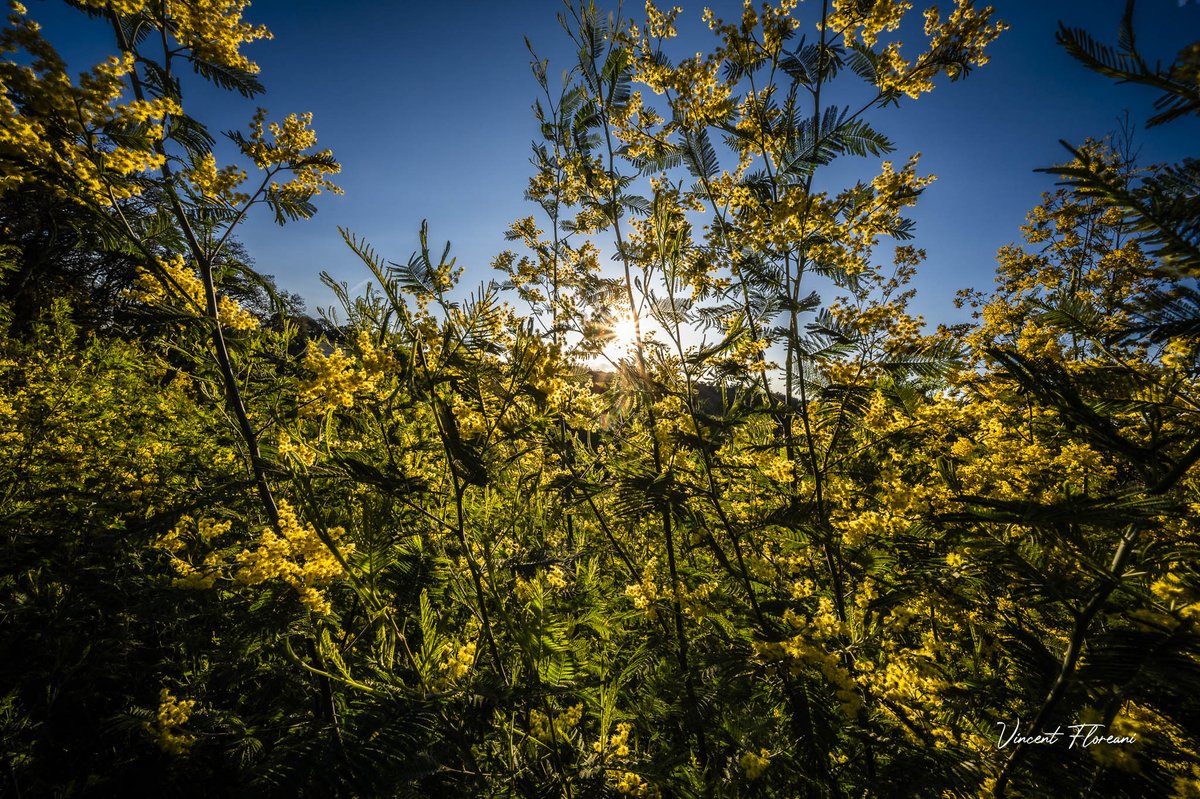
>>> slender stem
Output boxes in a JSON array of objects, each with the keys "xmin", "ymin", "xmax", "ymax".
[
  {"xmin": 583, "ymin": 9, "xmax": 708, "ymax": 763},
  {"xmin": 418, "ymin": 336, "xmax": 508, "ymax": 685},
  {"xmin": 109, "ymin": 9, "xmax": 280, "ymax": 527}
]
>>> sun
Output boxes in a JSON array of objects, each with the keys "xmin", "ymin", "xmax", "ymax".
[{"xmin": 608, "ymin": 312, "xmax": 640, "ymax": 351}]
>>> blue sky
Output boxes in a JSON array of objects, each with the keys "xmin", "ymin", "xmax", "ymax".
[{"xmin": 25, "ymin": 0, "xmax": 1200, "ymax": 325}]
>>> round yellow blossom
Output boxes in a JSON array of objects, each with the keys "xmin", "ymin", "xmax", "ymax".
[
  {"xmin": 739, "ymin": 748, "xmax": 771, "ymax": 779},
  {"xmin": 143, "ymin": 688, "xmax": 197, "ymax": 756},
  {"xmin": 234, "ymin": 500, "xmax": 353, "ymax": 615}
]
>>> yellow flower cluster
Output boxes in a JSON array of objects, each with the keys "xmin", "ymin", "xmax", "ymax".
[
  {"xmin": 165, "ymin": 0, "xmax": 272, "ymax": 75},
  {"xmin": 878, "ymin": 47, "xmax": 914, "ymax": 99},
  {"xmin": 187, "ymin": 152, "xmax": 249, "ymax": 205},
  {"xmin": 276, "ymin": 429, "xmax": 317, "ymax": 467},
  {"xmin": 677, "ymin": 579, "xmax": 716, "ymax": 621},
  {"xmin": 234, "ymin": 500, "xmax": 352, "ymax": 615},
  {"xmin": 547, "ymin": 379, "xmax": 606, "ymax": 432},
  {"xmin": 739, "ymin": 748, "xmax": 771, "ymax": 779},
  {"xmin": 78, "ymin": 0, "xmax": 149, "ymax": 15},
  {"xmin": 923, "ymin": 2, "xmax": 1006, "ymax": 74},
  {"xmin": 611, "ymin": 89, "xmax": 671, "ymax": 164},
  {"xmin": 438, "ymin": 640, "xmax": 477, "ymax": 683},
  {"xmin": 944, "ymin": 399, "xmax": 1120, "ymax": 503},
  {"xmin": 701, "ymin": 1, "xmax": 800, "ymax": 64},
  {"xmin": 624, "ymin": 557, "xmax": 661, "ymax": 618},
  {"xmin": 615, "ymin": 770, "xmax": 654, "ymax": 796},
  {"xmin": 143, "ymin": 688, "xmax": 197, "ymax": 756},
  {"xmin": 298, "ymin": 332, "xmax": 391, "ymax": 416},
  {"xmin": 826, "ymin": 0, "xmax": 910, "ymax": 48},
  {"xmin": 0, "ymin": 10, "xmax": 157, "ymax": 203},
  {"xmin": 1, "ymin": 0, "xmax": 343, "ymax": 228},
  {"xmin": 1174, "ymin": 765, "xmax": 1200, "ymax": 799},
  {"xmin": 831, "ymin": 0, "xmax": 1007, "ymax": 100},
  {"xmin": 756, "ymin": 605, "xmax": 862, "ymax": 718},
  {"xmin": 157, "ymin": 515, "xmax": 233, "ymax": 590},
  {"xmin": 127, "ymin": 255, "xmax": 259, "ymax": 331},
  {"xmin": 529, "ymin": 702, "xmax": 582, "ymax": 743},
  {"xmin": 643, "ymin": 1, "xmax": 682, "ymax": 40},
  {"xmin": 102, "ymin": 145, "xmax": 166, "ymax": 177},
  {"xmin": 962, "ymin": 143, "xmax": 1159, "ymax": 372},
  {"xmin": 169, "ymin": 554, "xmax": 223, "ymax": 590},
  {"xmin": 1152, "ymin": 568, "xmax": 1200, "ymax": 622},
  {"xmin": 629, "ymin": 18, "xmax": 733, "ymax": 131},
  {"xmin": 240, "ymin": 108, "xmax": 342, "ymax": 201},
  {"xmin": 760, "ymin": 1, "xmax": 802, "ymax": 56},
  {"xmin": 1079, "ymin": 704, "xmax": 1153, "ymax": 772},
  {"xmin": 865, "ymin": 649, "xmax": 949, "ymax": 730},
  {"xmin": 839, "ymin": 509, "xmax": 895, "ymax": 548},
  {"xmin": 733, "ymin": 87, "xmax": 787, "ymax": 163},
  {"xmin": 592, "ymin": 719, "xmax": 633, "ymax": 758},
  {"xmin": 1161, "ymin": 337, "xmax": 1197, "ymax": 373},
  {"xmin": 528, "ymin": 708, "xmax": 553, "ymax": 742},
  {"xmin": 650, "ymin": 393, "xmax": 692, "ymax": 453},
  {"xmin": 0, "ymin": 390, "xmax": 22, "ymax": 448},
  {"xmin": 872, "ymin": 154, "xmax": 937, "ymax": 210},
  {"xmin": 545, "ymin": 564, "xmax": 569, "ymax": 591}
]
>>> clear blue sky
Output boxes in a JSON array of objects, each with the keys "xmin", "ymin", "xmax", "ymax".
[{"xmin": 24, "ymin": 0, "xmax": 1200, "ymax": 325}]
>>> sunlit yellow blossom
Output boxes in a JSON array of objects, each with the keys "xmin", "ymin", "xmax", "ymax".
[
  {"xmin": 143, "ymin": 688, "xmax": 197, "ymax": 756},
  {"xmin": 165, "ymin": 0, "xmax": 272, "ymax": 75},
  {"xmin": 234, "ymin": 500, "xmax": 353, "ymax": 614},
  {"xmin": 438, "ymin": 640, "xmax": 477, "ymax": 682},
  {"xmin": 239, "ymin": 108, "xmax": 342, "ymax": 201},
  {"xmin": 126, "ymin": 255, "xmax": 259, "ymax": 331},
  {"xmin": 297, "ymin": 332, "xmax": 392, "ymax": 415}
]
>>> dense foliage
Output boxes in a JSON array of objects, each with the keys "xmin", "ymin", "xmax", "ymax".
[{"xmin": 1, "ymin": 1, "xmax": 1197, "ymax": 796}]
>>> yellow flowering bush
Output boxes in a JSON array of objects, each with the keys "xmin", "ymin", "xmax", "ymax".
[{"xmin": 3, "ymin": 1, "xmax": 1198, "ymax": 797}]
